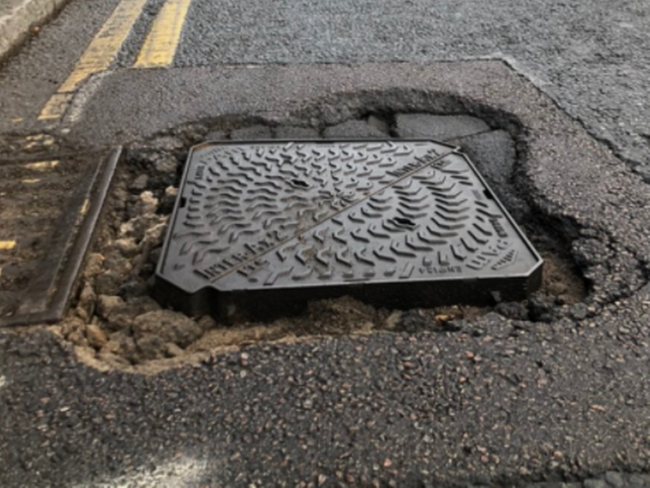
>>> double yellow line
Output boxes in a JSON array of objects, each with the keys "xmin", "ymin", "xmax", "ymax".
[
  {"xmin": 135, "ymin": 0, "xmax": 193, "ymax": 68},
  {"xmin": 39, "ymin": 0, "xmax": 193, "ymax": 121}
]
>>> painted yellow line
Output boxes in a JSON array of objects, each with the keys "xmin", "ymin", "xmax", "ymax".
[
  {"xmin": 22, "ymin": 179, "xmax": 41, "ymax": 184},
  {"xmin": 0, "ymin": 241, "xmax": 16, "ymax": 251},
  {"xmin": 59, "ymin": 0, "xmax": 150, "ymax": 92},
  {"xmin": 24, "ymin": 160, "xmax": 60, "ymax": 171},
  {"xmin": 39, "ymin": 94, "xmax": 75, "ymax": 121},
  {"xmin": 134, "ymin": 0, "xmax": 193, "ymax": 68},
  {"xmin": 38, "ymin": 0, "xmax": 149, "ymax": 121}
]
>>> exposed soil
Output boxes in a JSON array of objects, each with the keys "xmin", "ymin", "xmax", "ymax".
[{"xmin": 52, "ymin": 114, "xmax": 588, "ymax": 372}]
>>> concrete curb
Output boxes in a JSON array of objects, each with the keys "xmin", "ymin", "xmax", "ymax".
[{"xmin": 0, "ymin": 0, "xmax": 70, "ymax": 62}]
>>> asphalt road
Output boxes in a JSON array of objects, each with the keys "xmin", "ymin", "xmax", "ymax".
[
  {"xmin": 174, "ymin": 0, "xmax": 650, "ymax": 175},
  {"xmin": 1, "ymin": 0, "xmax": 650, "ymax": 486},
  {"xmin": 3, "ymin": 307, "xmax": 650, "ymax": 487},
  {"xmin": 1, "ymin": 0, "xmax": 649, "ymax": 174}
]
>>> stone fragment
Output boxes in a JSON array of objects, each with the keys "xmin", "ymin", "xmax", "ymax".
[
  {"xmin": 628, "ymin": 474, "xmax": 650, "ymax": 487},
  {"xmin": 86, "ymin": 325, "xmax": 108, "ymax": 349},
  {"xmin": 367, "ymin": 115, "xmax": 390, "ymax": 135},
  {"xmin": 129, "ymin": 174, "xmax": 149, "ymax": 192},
  {"xmin": 141, "ymin": 222, "xmax": 167, "ymax": 250},
  {"xmin": 97, "ymin": 295, "xmax": 125, "ymax": 320},
  {"xmin": 96, "ymin": 352, "xmax": 131, "ymax": 368},
  {"xmin": 67, "ymin": 330, "xmax": 87, "ymax": 347},
  {"xmin": 104, "ymin": 296, "xmax": 162, "ymax": 331},
  {"xmin": 136, "ymin": 222, "xmax": 168, "ymax": 272},
  {"xmin": 231, "ymin": 125, "xmax": 273, "ymax": 140},
  {"xmin": 93, "ymin": 271, "xmax": 122, "ymax": 296},
  {"xmin": 76, "ymin": 282, "xmax": 97, "ymax": 322},
  {"xmin": 132, "ymin": 310, "xmax": 203, "ymax": 348},
  {"xmin": 119, "ymin": 214, "xmax": 166, "ymax": 241},
  {"xmin": 133, "ymin": 191, "xmax": 159, "ymax": 218},
  {"xmin": 494, "ymin": 302, "xmax": 529, "ymax": 320},
  {"xmin": 106, "ymin": 331, "xmax": 137, "ymax": 362},
  {"xmin": 197, "ymin": 315, "xmax": 217, "ymax": 332},
  {"xmin": 150, "ymin": 135, "xmax": 185, "ymax": 151},
  {"xmin": 583, "ymin": 479, "xmax": 607, "ymax": 488},
  {"xmin": 136, "ymin": 334, "xmax": 166, "ymax": 361},
  {"xmin": 384, "ymin": 311, "xmax": 401, "ymax": 330},
  {"xmin": 323, "ymin": 120, "xmax": 387, "ymax": 139},
  {"xmin": 119, "ymin": 279, "xmax": 149, "ymax": 297},
  {"xmin": 61, "ymin": 317, "xmax": 85, "ymax": 339},
  {"xmin": 82, "ymin": 253, "xmax": 105, "ymax": 279},
  {"xmin": 173, "ymin": 123, "xmax": 208, "ymax": 141},
  {"xmin": 205, "ymin": 130, "xmax": 227, "ymax": 141},
  {"xmin": 395, "ymin": 114, "xmax": 489, "ymax": 141},
  {"xmin": 102, "ymin": 251, "xmax": 133, "ymax": 276},
  {"xmin": 153, "ymin": 154, "xmax": 179, "ymax": 175},
  {"xmin": 112, "ymin": 238, "xmax": 139, "ymax": 258},
  {"xmin": 528, "ymin": 295, "xmax": 557, "ymax": 322},
  {"xmin": 164, "ymin": 343, "xmax": 184, "ymax": 357},
  {"xmin": 274, "ymin": 126, "xmax": 320, "ymax": 139},
  {"xmin": 604, "ymin": 472, "xmax": 624, "ymax": 488},
  {"xmin": 528, "ymin": 483, "xmax": 576, "ymax": 488},
  {"xmin": 397, "ymin": 310, "xmax": 433, "ymax": 332}
]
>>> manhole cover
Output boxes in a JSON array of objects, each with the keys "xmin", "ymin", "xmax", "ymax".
[{"xmin": 156, "ymin": 140, "xmax": 543, "ymax": 319}]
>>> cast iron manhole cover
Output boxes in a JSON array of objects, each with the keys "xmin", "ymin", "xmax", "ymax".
[{"xmin": 156, "ymin": 140, "xmax": 543, "ymax": 319}]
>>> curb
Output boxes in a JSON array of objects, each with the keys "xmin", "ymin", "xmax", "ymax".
[{"xmin": 0, "ymin": 0, "xmax": 70, "ymax": 62}]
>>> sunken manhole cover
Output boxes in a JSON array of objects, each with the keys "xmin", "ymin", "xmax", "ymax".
[{"xmin": 156, "ymin": 140, "xmax": 543, "ymax": 319}]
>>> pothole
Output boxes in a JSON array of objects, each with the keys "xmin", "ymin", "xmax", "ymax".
[{"xmin": 53, "ymin": 111, "xmax": 588, "ymax": 371}]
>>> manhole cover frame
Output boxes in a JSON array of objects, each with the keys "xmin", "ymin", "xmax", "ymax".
[
  {"xmin": 0, "ymin": 148, "xmax": 122, "ymax": 327},
  {"xmin": 156, "ymin": 139, "xmax": 543, "ymax": 320}
]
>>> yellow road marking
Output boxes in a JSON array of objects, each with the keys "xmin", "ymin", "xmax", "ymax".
[
  {"xmin": 22, "ymin": 179, "xmax": 41, "ymax": 184},
  {"xmin": 0, "ymin": 241, "xmax": 16, "ymax": 251},
  {"xmin": 38, "ymin": 0, "xmax": 150, "ymax": 121},
  {"xmin": 134, "ymin": 0, "xmax": 193, "ymax": 68},
  {"xmin": 25, "ymin": 160, "xmax": 60, "ymax": 170},
  {"xmin": 39, "ymin": 94, "xmax": 75, "ymax": 121}
]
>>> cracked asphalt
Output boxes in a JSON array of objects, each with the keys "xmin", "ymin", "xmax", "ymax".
[{"xmin": 1, "ymin": 0, "xmax": 650, "ymax": 486}]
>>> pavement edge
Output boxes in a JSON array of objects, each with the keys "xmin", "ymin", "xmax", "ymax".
[{"xmin": 0, "ymin": 0, "xmax": 72, "ymax": 63}]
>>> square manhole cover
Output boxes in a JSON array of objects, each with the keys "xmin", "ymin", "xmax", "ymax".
[{"xmin": 156, "ymin": 140, "xmax": 543, "ymax": 319}]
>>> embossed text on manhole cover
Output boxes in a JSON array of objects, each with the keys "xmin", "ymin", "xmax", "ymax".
[{"xmin": 156, "ymin": 141, "xmax": 543, "ymax": 319}]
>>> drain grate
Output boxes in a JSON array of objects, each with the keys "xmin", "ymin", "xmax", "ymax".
[{"xmin": 156, "ymin": 140, "xmax": 543, "ymax": 320}]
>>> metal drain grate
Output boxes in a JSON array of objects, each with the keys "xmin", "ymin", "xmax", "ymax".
[{"xmin": 156, "ymin": 140, "xmax": 543, "ymax": 320}]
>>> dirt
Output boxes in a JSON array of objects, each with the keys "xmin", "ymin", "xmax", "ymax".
[{"xmin": 51, "ymin": 114, "xmax": 589, "ymax": 373}]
